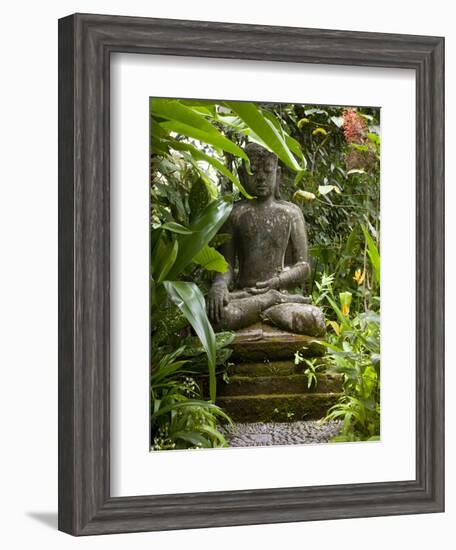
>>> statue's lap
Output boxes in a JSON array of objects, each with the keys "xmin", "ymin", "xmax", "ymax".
[{"xmin": 217, "ymin": 289, "xmax": 326, "ymax": 337}]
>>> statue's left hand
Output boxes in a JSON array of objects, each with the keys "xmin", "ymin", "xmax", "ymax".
[
  {"xmin": 249, "ymin": 276, "xmax": 280, "ymax": 294},
  {"xmin": 207, "ymin": 282, "xmax": 229, "ymax": 324}
]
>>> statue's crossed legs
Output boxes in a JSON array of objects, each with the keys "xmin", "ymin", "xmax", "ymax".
[{"xmin": 215, "ymin": 289, "xmax": 326, "ymax": 337}]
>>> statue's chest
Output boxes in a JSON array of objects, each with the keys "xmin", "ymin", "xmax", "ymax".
[{"xmin": 239, "ymin": 211, "xmax": 290, "ymax": 249}]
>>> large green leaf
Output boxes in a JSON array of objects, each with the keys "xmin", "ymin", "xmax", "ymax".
[
  {"xmin": 225, "ymin": 102, "xmax": 302, "ymax": 172},
  {"xmin": 214, "ymin": 114, "xmax": 246, "ymax": 130},
  {"xmin": 150, "ymin": 136, "xmax": 169, "ymax": 157},
  {"xmin": 263, "ymin": 110, "xmax": 307, "ymax": 167},
  {"xmin": 158, "ymin": 120, "xmax": 249, "ymax": 162},
  {"xmin": 160, "ymin": 221, "xmax": 193, "ymax": 235},
  {"xmin": 151, "ymin": 237, "xmax": 178, "ymax": 284},
  {"xmin": 163, "ymin": 281, "xmax": 217, "ymax": 401},
  {"xmin": 193, "ymin": 245, "xmax": 228, "ymax": 273},
  {"xmin": 174, "ymin": 99, "xmax": 218, "ymax": 116},
  {"xmin": 150, "ymin": 117, "xmax": 168, "ymax": 139},
  {"xmin": 150, "ymin": 98, "xmax": 218, "ymax": 135},
  {"xmin": 361, "ymin": 224, "xmax": 380, "ymax": 285},
  {"xmin": 166, "ymin": 198, "xmax": 233, "ymax": 280},
  {"xmin": 243, "ymin": 126, "xmax": 305, "ymax": 182},
  {"xmin": 169, "ymin": 139, "xmax": 252, "ymax": 199},
  {"xmin": 231, "ymin": 109, "xmax": 307, "ymax": 169}
]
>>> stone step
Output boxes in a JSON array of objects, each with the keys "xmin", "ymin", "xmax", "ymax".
[
  {"xmin": 227, "ymin": 359, "xmax": 331, "ymax": 377},
  {"xmin": 218, "ymin": 373, "xmax": 343, "ymax": 397},
  {"xmin": 231, "ymin": 323, "xmax": 325, "ymax": 362},
  {"xmin": 217, "ymin": 393, "xmax": 341, "ymax": 423}
]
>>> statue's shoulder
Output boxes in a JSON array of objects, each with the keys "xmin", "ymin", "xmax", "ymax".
[
  {"xmin": 230, "ymin": 200, "xmax": 250, "ymax": 221},
  {"xmin": 276, "ymin": 199, "xmax": 305, "ymax": 219}
]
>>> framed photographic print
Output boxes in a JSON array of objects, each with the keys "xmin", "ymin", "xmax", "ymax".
[{"xmin": 58, "ymin": 13, "xmax": 444, "ymax": 535}]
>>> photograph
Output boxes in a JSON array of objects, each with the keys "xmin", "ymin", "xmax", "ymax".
[{"xmin": 150, "ymin": 98, "xmax": 381, "ymax": 450}]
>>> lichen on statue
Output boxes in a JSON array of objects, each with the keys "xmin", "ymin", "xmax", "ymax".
[{"xmin": 207, "ymin": 142, "xmax": 325, "ymax": 338}]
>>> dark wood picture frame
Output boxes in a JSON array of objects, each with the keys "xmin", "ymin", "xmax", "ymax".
[{"xmin": 58, "ymin": 13, "xmax": 445, "ymax": 536}]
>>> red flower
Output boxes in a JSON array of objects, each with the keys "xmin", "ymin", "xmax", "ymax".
[{"xmin": 342, "ymin": 109, "xmax": 368, "ymax": 144}]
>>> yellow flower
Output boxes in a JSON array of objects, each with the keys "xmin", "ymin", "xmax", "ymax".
[
  {"xmin": 312, "ymin": 127, "xmax": 328, "ymax": 137},
  {"xmin": 353, "ymin": 268, "xmax": 366, "ymax": 286},
  {"xmin": 297, "ymin": 118, "xmax": 310, "ymax": 128},
  {"xmin": 328, "ymin": 320, "xmax": 341, "ymax": 336},
  {"xmin": 293, "ymin": 190, "xmax": 316, "ymax": 202},
  {"xmin": 339, "ymin": 291, "xmax": 352, "ymax": 317}
]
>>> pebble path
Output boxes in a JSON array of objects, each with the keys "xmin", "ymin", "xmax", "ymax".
[{"xmin": 219, "ymin": 420, "xmax": 342, "ymax": 447}]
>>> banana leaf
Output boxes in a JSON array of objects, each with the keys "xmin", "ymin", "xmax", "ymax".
[
  {"xmin": 150, "ymin": 98, "xmax": 218, "ymax": 135},
  {"xmin": 163, "ymin": 281, "xmax": 217, "ymax": 401},
  {"xmin": 151, "ymin": 237, "xmax": 178, "ymax": 284},
  {"xmin": 225, "ymin": 101, "xmax": 302, "ymax": 171},
  {"xmin": 160, "ymin": 221, "xmax": 193, "ymax": 235},
  {"xmin": 192, "ymin": 245, "xmax": 228, "ymax": 273},
  {"xmin": 169, "ymin": 139, "xmax": 252, "ymax": 198},
  {"xmin": 166, "ymin": 198, "xmax": 232, "ymax": 280},
  {"xmin": 263, "ymin": 110, "xmax": 307, "ymax": 167},
  {"xmin": 159, "ymin": 120, "xmax": 249, "ymax": 162}
]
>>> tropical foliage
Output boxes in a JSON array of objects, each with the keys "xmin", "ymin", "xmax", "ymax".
[
  {"xmin": 313, "ymin": 271, "xmax": 380, "ymax": 441},
  {"xmin": 150, "ymin": 98, "xmax": 380, "ymax": 448}
]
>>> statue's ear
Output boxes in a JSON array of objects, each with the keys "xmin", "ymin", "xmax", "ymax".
[{"xmin": 275, "ymin": 166, "xmax": 282, "ymax": 199}]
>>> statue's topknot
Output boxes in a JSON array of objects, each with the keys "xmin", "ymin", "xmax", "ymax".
[{"xmin": 244, "ymin": 142, "xmax": 278, "ymax": 161}]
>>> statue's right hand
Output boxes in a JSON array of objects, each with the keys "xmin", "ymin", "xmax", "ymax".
[{"xmin": 207, "ymin": 283, "xmax": 229, "ymax": 324}]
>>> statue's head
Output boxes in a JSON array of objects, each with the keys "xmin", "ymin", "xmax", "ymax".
[{"xmin": 241, "ymin": 142, "xmax": 280, "ymax": 200}]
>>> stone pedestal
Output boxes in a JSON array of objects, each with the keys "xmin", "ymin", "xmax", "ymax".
[
  {"xmin": 229, "ymin": 322, "xmax": 326, "ymax": 362},
  {"xmin": 216, "ymin": 323, "xmax": 343, "ymax": 423}
]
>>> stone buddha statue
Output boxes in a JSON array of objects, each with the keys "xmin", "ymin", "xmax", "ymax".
[{"xmin": 207, "ymin": 142, "xmax": 325, "ymax": 338}]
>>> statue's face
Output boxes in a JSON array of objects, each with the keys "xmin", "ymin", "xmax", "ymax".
[{"xmin": 244, "ymin": 148, "xmax": 278, "ymax": 199}]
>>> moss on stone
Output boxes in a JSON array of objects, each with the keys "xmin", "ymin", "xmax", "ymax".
[
  {"xmin": 218, "ymin": 373, "xmax": 343, "ymax": 397},
  {"xmin": 231, "ymin": 334, "xmax": 325, "ymax": 362},
  {"xmin": 227, "ymin": 358, "xmax": 330, "ymax": 377},
  {"xmin": 216, "ymin": 393, "xmax": 341, "ymax": 423}
]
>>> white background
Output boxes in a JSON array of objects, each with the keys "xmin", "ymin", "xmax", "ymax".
[
  {"xmin": 111, "ymin": 55, "xmax": 416, "ymax": 496},
  {"xmin": 0, "ymin": 1, "xmax": 453, "ymax": 548}
]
